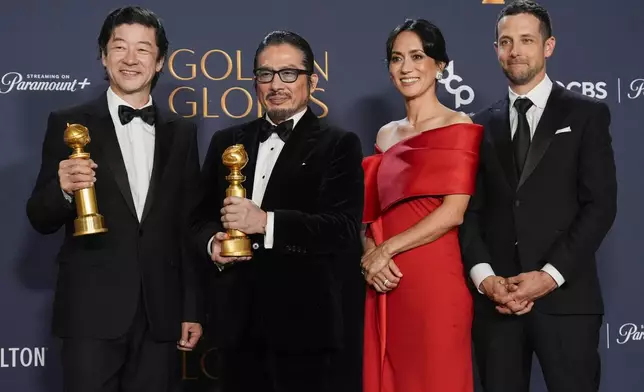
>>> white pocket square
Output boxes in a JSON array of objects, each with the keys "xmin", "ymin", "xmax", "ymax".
[{"xmin": 555, "ymin": 126, "xmax": 572, "ymax": 134}]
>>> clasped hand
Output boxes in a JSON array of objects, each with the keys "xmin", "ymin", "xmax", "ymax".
[
  {"xmin": 361, "ymin": 244, "xmax": 403, "ymax": 293},
  {"xmin": 480, "ymin": 271, "xmax": 557, "ymax": 315}
]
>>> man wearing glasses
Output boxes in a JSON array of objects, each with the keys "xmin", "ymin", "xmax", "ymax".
[{"xmin": 190, "ymin": 30, "xmax": 365, "ymax": 392}]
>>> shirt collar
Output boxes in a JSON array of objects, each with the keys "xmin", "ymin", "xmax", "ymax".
[
  {"xmin": 265, "ymin": 107, "xmax": 307, "ymax": 129},
  {"xmin": 106, "ymin": 86, "xmax": 153, "ymax": 124},
  {"xmin": 508, "ymin": 73, "xmax": 553, "ymax": 110}
]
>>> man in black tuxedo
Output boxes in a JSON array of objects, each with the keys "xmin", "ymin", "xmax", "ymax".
[
  {"xmin": 191, "ymin": 31, "xmax": 364, "ymax": 392},
  {"xmin": 26, "ymin": 6, "xmax": 202, "ymax": 392},
  {"xmin": 459, "ymin": 2, "xmax": 617, "ymax": 392}
]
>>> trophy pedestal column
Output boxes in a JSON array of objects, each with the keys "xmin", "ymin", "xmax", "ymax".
[
  {"xmin": 74, "ymin": 214, "xmax": 108, "ymax": 237},
  {"xmin": 221, "ymin": 237, "xmax": 252, "ymax": 257},
  {"xmin": 220, "ymin": 144, "xmax": 253, "ymax": 257},
  {"xmin": 65, "ymin": 123, "xmax": 108, "ymax": 236}
]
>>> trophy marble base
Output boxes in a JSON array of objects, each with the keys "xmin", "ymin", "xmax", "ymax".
[
  {"xmin": 73, "ymin": 214, "xmax": 108, "ymax": 237},
  {"xmin": 221, "ymin": 237, "xmax": 252, "ymax": 257}
]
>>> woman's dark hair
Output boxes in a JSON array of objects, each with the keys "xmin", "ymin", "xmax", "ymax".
[{"xmin": 386, "ymin": 19, "xmax": 450, "ymax": 67}]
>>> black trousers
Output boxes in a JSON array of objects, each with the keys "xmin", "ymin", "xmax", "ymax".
[
  {"xmin": 60, "ymin": 295, "xmax": 177, "ymax": 392},
  {"xmin": 220, "ymin": 345, "xmax": 337, "ymax": 392},
  {"xmin": 473, "ymin": 309, "xmax": 602, "ymax": 392}
]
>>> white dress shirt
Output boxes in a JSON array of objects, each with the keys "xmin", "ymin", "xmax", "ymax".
[
  {"xmin": 470, "ymin": 74, "xmax": 566, "ymax": 292},
  {"xmin": 207, "ymin": 108, "xmax": 307, "ymax": 257},
  {"xmin": 107, "ymin": 87, "xmax": 155, "ymax": 221},
  {"xmin": 64, "ymin": 87, "xmax": 155, "ymax": 223}
]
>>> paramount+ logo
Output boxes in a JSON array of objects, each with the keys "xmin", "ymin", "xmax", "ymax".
[{"xmin": 605, "ymin": 322, "xmax": 644, "ymax": 349}]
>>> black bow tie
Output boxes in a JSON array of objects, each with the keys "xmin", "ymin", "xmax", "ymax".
[
  {"xmin": 118, "ymin": 105, "xmax": 156, "ymax": 126},
  {"xmin": 259, "ymin": 118, "xmax": 294, "ymax": 143}
]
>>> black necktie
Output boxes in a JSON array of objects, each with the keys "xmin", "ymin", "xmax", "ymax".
[
  {"xmin": 118, "ymin": 105, "xmax": 156, "ymax": 126},
  {"xmin": 259, "ymin": 118, "xmax": 294, "ymax": 143},
  {"xmin": 513, "ymin": 98, "xmax": 534, "ymax": 176}
]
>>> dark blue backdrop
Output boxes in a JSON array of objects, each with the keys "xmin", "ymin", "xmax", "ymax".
[{"xmin": 1, "ymin": 0, "xmax": 643, "ymax": 390}]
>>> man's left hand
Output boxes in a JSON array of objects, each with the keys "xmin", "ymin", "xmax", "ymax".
[
  {"xmin": 221, "ymin": 196, "xmax": 267, "ymax": 235},
  {"xmin": 506, "ymin": 271, "xmax": 557, "ymax": 304},
  {"xmin": 177, "ymin": 322, "xmax": 202, "ymax": 352}
]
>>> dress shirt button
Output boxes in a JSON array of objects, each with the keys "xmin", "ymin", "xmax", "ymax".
[
  {"xmin": 515, "ymin": 200, "xmax": 521, "ymax": 207},
  {"xmin": 252, "ymin": 243, "xmax": 259, "ymax": 250}
]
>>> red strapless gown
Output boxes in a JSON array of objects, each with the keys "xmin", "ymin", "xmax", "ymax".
[{"xmin": 362, "ymin": 123, "xmax": 483, "ymax": 392}]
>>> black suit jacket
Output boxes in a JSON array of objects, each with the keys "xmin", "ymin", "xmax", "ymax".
[
  {"xmin": 460, "ymin": 84, "xmax": 617, "ymax": 315},
  {"xmin": 191, "ymin": 108, "xmax": 364, "ymax": 350},
  {"xmin": 26, "ymin": 93, "xmax": 203, "ymax": 341}
]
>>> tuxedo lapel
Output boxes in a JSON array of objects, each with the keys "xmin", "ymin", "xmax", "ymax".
[
  {"xmin": 261, "ymin": 109, "xmax": 319, "ymax": 209},
  {"xmin": 517, "ymin": 84, "xmax": 567, "ymax": 189},
  {"xmin": 140, "ymin": 107, "xmax": 175, "ymax": 223},
  {"xmin": 234, "ymin": 120, "xmax": 262, "ymax": 200},
  {"xmin": 489, "ymin": 98, "xmax": 518, "ymax": 189},
  {"xmin": 84, "ymin": 95, "xmax": 137, "ymax": 220}
]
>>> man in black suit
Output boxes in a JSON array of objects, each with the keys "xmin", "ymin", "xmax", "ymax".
[
  {"xmin": 26, "ymin": 6, "xmax": 202, "ymax": 392},
  {"xmin": 459, "ymin": 1, "xmax": 617, "ymax": 391},
  {"xmin": 191, "ymin": 31, "xmax": 364, "ymax": 392}
]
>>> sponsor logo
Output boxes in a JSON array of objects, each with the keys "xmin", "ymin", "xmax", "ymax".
[
  {"xmin": 626, "ymin": 78, "xmax": 644, "ymax": 100},
  {"xmin": 605, "ymin": 323, "xmax": 644, "ymax": 348},
  {"xmin": 439, "ymin": 61, "xmax": 475, "ymax": 108},
  {"xmin": 615, "ymin": 323, "xmax": 644, "ymax": 345},
  {"xmin": 555, "ymin": 80, "xmax": 608, "ymax": 100},
  {"xmin": 0, "ymin": 72, "xmax": 91, "ymax": 94},
  {"xmin": 0, "ymin": 347, "xmax": 46, "ymax": 368}
]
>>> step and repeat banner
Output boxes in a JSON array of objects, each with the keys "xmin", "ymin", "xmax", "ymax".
[{"xmin": 1, "ymin": 0, "xmax": 642, "ymax": 391}]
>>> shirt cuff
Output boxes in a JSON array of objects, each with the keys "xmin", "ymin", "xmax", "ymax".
[
  {"xmin": 264, "ymin": 212, "xmax": 274, "ymax": 249},
  {"xmin": 207, "ymin": 236, "xmax": 215, "ymax": 257},
  {"xmin": 470, "ymin": 263, "xmax": 496, "ymax": 294},
  {"xmin": 541, "ymin": 263, "xmax": 565, "ymax": 287},
  {"xmin": 62, "ymin": 188, "xmax": 73, "ymax": 203}
]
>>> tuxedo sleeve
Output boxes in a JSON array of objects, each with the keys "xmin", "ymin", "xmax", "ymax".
[
  {"xmin": 459, "ymin": 156, "xmax": 494, "ymax": 277},
  {"xmin": 543, "ymin": 102, "xmax": 617, "ymax": 281},
  {"xmin": 272, "ymin": 131, "xmax": 364, "ymax": 255},
  {"xmin": 26, "ymin": 111, "xmax": 75, "ymax": 234},
  {"xmin": 190, "ymin": 130, "xmax": 226, "ymax": 261},
  {"xmin": 180, "ymin": 124, "xmax": 205, "ymax": 322}
]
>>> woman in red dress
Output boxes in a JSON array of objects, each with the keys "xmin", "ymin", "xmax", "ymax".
[{"xmin": 361, "ymin": 19, "xmax": 483, "ymax": 392}]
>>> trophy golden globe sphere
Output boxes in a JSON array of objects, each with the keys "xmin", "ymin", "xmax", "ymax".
[
  {"xmin": 222, "ymin": 144, "xmax": 249, "ymax": 171},
  {"xmin": 63, "ymin": 123, "xmax": 107, "ymax": 236},
  {"xmin": 64, "ymin": 123, "xmax": 91, "ymax": 159},
  {"xmin": 220, "ymin": 144, "xmax": 252, "ymax": 257}
]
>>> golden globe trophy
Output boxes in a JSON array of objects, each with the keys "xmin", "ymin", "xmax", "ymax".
[
  {"xmin": 220, "ymin": 144, "xmax": 252, "ymax": 257},
  {"xmin": 64, "ymin": 123, "xmax": 108, "ymax": 236}
]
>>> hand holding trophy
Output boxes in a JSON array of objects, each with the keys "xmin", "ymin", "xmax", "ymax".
[
  {"xmin": 220, "ymin": 144, "xmax": 252, "ymax": 257},
  {"xmin": 63, "ymin": 123, "xmax": 107, "ymax": 236}
]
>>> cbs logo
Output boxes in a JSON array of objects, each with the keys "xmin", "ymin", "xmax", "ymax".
[{"xmin": 556, "ymin": 80, "xmax": 607, "ymax": 100}]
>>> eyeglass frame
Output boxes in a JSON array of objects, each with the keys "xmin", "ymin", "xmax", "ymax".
[{"xmin": 253, "ymin": 67, "xmax": 313, "ymax": 84}]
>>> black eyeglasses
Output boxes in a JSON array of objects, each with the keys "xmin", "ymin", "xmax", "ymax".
[{"xmin": 253, "ymin": 68, "xmax": 311, "ymax": 83}]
